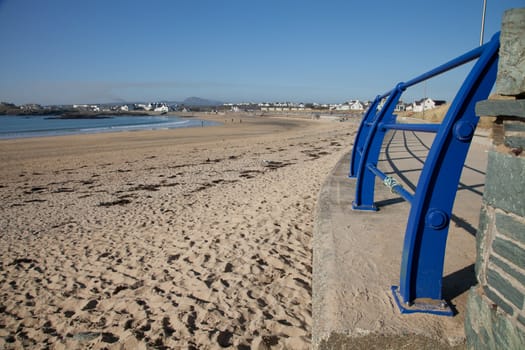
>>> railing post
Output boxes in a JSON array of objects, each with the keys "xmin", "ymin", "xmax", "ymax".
[
  {"xmin": 352, "ymin": 83, "xmax": 405, "ymax": 211},
  {"xmin": 391, "ymin": 33, "xmax": 500, "ymax": 315},
  {"xmin": 349, "ymin": 96, "xmax": 381, "ymax": 178}
]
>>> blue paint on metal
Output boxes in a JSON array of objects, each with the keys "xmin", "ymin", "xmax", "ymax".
[
  {"xmin": 391, "ymin": 286, "xmax": 453, "ymax": 316},
  {"xmin": 398, "ymin": 33, "xmax": 500, "ymax": 311},
  {"xmin": 380, "ymin": 123, "xmax": 441, "ymax": 133},
  {"xmin": 349, "ymin": 33, "xmax": 500, "ymax": 315},
  {"xmin": 349, "ymin": 96, "xmax": 381, "ymax": 178},
  {"xmin": 454, "ymin": 121, "xmax": 476, "ymax": 141},
  {"xmin": 425, "ymin": 209, "xmax": 449, "ymax": 230},
  {"xmin": 351, "ymin": 83, "xmax": 405, "ymax": 210}
]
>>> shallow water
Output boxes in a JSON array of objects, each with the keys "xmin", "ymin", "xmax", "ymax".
[{"xmin": 0, "ymin": 115, "xmax": 219, "ymax": 139}]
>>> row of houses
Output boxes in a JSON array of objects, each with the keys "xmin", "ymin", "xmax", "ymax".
[
  {"xmin": 71, "ymin": 102, "xmax": 171, "ymax": 113},
  {"xmin": 332, "ymin": 98, "xmax": 447, "ymax": 112},
  {"xmin": 257, "ymin": 102, "xmax": 307, "ymax": 112},
  {"xmin": 72, "ymin": 104, "xmax": 102, "ymax": 112},
  {"xmin": 225, "ymin": 98, "xmax": 446, "ymax": 113},
  {"xmin": 133, "ymin": 102, "xmax": 169, "ymax": 113},
  {"xmin": 395, "ymin": 98, "xmax": 447, "ymax": 112},
  {"xmin": 67, "ymin": 98, "xmax": 446, "ymax": 114}
]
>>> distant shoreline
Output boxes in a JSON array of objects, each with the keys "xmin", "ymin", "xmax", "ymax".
[{"xmin": 0, "ymin": 110, "xmax": 155, "ymax": 118}]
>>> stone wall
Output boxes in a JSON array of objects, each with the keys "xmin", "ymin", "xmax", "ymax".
[{"xmin": 465, "ymin": 7, "xmax": 525, "ymax": 350}]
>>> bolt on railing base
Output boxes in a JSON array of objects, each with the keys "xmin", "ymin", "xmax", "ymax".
[{"xmin": 391, "ymin": 286, "xmax": 454, "ymax": 316}]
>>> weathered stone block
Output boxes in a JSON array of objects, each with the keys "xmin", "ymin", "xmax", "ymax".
[
  {"xmin": 484, "ymin": 151, "xmax": 525, "ymax": 217},
  {"xmin": 490, "ymin": 254, "xmax": 525, "ymax": 287},
  {"xmin": 480, "ymin": 327, "xmax": 491, "ymax": 347},
  {"xmin": 483, "ymin": 285, "xmax": 515, "ymax": 315},
  {"xmin": 505, "ymin": 120, "xmax": 525, "ymax": 148},
  {"xmin": 518, "ymin": 327, "xmax": 525, "ymax": 346},
  {"xmin": 505, "ymin": 121, "xmax": 525, "ymax": 132},
  {"xmin": 494, "ymin": 315, "xmax": 525, "ymax": 350},
  {"xmin": 475, "ymin": 100, "xmax": 525, "ymax": 118},
  {"xmin": 495, "ymin": 8, "xmax": 525, "ymax": 96},
  {"xmin": 519, "ymin": 313, "xmax": 525, "ymax": 327},
  {"xmin": 465, "ymin": 289, "xmax": 488, "ymax": 349},
  {"xmin": 487, "ymin": 268, "xmax": 524, "ymax": 308},
  {"xmin": 505, "ymin": 136, "xmax": 525, "ymax": 149},
  {"xmin": 492, "ymin": 119, "xmax": 505, "ymax": 145},
  {"xmin": 466, "ymin": 288, "xmax": 525, "ymax": 350},
  {"xmin": 492, "ymin": 237, "xmax": 525, "ymax": 270},
  {"xmin": 478, "ymin": 204, "xmax": 490, "ymax": 236},
  {"xmin": 495, "ymin": 211, "xmax": 525, "ymax": 243},
  {"xmin": 475, "ymin": 205, "xmax": 490, "ymax": 280},
  {"xmin": 494, "ymin": 326, "xmax": 512, "ymax": 350}
]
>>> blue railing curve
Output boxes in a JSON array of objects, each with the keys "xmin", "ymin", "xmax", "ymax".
[{"xmin": 349, "ymin": 33, "xmax": 500, "ymax": 316}]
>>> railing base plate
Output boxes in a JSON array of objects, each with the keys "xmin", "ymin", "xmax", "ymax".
[
  {"xmin": 391, "ymin": 286, "xmax": 453, "ymax": 316},
  {"xmin": 351, "ymin": 201, "xmax": 378, "ymax": 212}
]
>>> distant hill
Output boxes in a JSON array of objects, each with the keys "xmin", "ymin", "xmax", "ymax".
[{"xmin": 182, "ymin": 97, "xmax": 223, "ymax": 107}]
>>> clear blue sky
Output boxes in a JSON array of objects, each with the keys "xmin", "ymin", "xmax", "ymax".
[{"xmin": 0, "ymin": 0, "xmax": 523, "ymax": 105}]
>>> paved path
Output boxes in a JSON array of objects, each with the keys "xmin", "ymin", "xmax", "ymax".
[{"xmin": 313, "ymin": 130, "xmax": 490, "ymax": 349}]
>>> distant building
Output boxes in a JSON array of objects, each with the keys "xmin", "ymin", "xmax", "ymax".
[
  {"xmin": 412, "ymin": 98, "xmax": 446, "ymax": 112},
  {"xmin": 134, "ymin": 103, "xmax": 152, "ymax": 111},
  {"xmin": 395, "ymin": 101, "xmax": 407, "ymax": 112},
  {"xmin": 333, "ymin": 104, "xmax": 350, "ymax": 111},
  {"xmin": 73, "ymin": 104, "xmax": 100, "ymax": 112},
  {"xmin": 259, "ymin": 101, "xmax": 305, "ymax": 112},
  {"xmin": 20, "ymin": 103, "xmax": 42, "ymax": 110},
  {"xmin": 349, "ymin": 100, "xmax": 364, "ymax": 110},
  {"xmin": 153, "ymin": 103, "xmax": 168, "ymax": 113},
  {"xmin": 132, "ymin": 102, "xmax": 168, "ymax": 112}
]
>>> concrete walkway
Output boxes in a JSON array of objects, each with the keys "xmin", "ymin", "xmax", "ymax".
[{"xmin": 312, "ymin": 130, "xmax": 490, "ymax": 349}]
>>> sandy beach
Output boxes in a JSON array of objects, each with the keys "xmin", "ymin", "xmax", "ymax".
[{"xmin": 0, "ymin": 114, "xmax": 357, "ymax": 349}]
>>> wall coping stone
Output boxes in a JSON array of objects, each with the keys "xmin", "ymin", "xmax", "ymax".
[{"xmin": 476, "ymin": 100, "xmax": 525, "ymax": 118}]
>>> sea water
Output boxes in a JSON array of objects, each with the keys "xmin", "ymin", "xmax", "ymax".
[{"xmin": 0, "ymin": 115, "xmax": 219, "ymax": 139}]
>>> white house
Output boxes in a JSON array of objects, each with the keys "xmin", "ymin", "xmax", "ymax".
[
  {"xmin": 349, "ymin": 100, "xmax": 364, "ymax": 110},
  {"xmin": 394, "ymin": 101, "xmax": 407, "ymax": 112},
  {"xmin": 412, "ymin": 98, "xmax": 446, "ymax": 112},
  {"xmin": 135, "ymin": 103, "xmax": 152, "ymax": 111},
  {"xmin": 154, "ymin": 104, "xmax": 169, "ymax": 113}
]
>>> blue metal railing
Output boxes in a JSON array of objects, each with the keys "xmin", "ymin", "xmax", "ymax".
[{"xmin": 349, "ymin": 33, "xmax": 500, "ymax": 316}]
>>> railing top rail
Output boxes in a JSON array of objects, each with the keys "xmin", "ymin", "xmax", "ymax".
[{"xmin": 378, "ymin": 32, "xmax": 500, "ymax": 100}]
